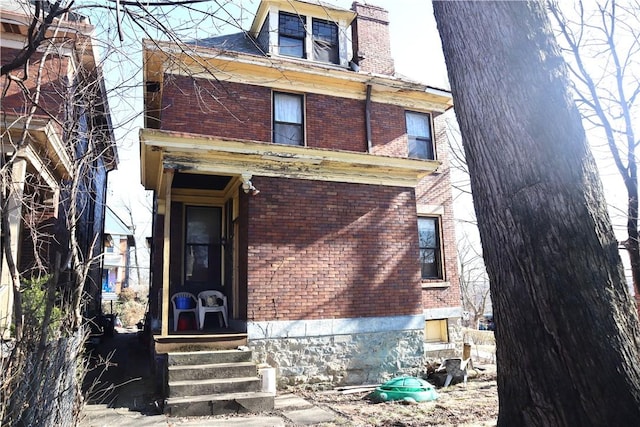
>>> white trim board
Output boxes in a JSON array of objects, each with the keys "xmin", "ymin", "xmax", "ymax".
[{"xmin": 247, "ymin": 314, "xmax": 425, "ymax": 339}]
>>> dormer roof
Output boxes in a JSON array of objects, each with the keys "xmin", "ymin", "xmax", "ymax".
[{"xmin": 193, "ymin": 32, "xmax": 266, "ymax": 56}]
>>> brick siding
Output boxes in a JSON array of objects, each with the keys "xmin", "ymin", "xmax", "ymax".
[
  {"xmin": 351, "ymin": 3, "xmax": 395, "ymax": 75},
  {"xmin": 306, "ymin": 93, "xmax": 367, "ymax": 151},
  {"xmin": 1, "ymin": 48, "xmax": 70, "ymax": 121},
  {"xmin": 158, "ymin": 77, "xmax": 461, "ymax": 320},
  {"xmin": 369, "ymin": 103, "xmax": 407, "ymax": 157},
  {"xmin": 418, "ymin": 118, "xmax": 461, "ymax": 310},
  {"xmin": 245, "ymin": 177, "xmax": 423, "ymax": 321},
  {"xmin": 160, "ymin": 75, "xmax": 424, "ymax": 156},
  {"xmin": 160, "ymin": 76, "xmax": 272, "ymax": 141}
]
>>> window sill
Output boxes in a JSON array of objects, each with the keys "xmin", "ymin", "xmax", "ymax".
[
  {"xmin": 424, "ymin": 342, "xmax": 455, "ymax": 352},
  {"xmin": 421, "ymin": 281, "xmax": 450, "ymax": 289},
  {"xmin": 271, "ymin": 53, "xmax": 348, "ymax": 70}
]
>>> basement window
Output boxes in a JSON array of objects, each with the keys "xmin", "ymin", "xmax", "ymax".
[{"xmin": 425, "ymin": 319, "xmax": 449, "ymax": 343}]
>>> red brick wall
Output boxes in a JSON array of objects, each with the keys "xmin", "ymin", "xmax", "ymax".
[
  {"xmin": 369, "ymin": 103, "xmax": 407, "ymax": 157},
  {"xmin": 417, "ymin": 118, "xmax": 461, "ymax": 310},
  {"xmin": 351, "ymin": 3, "xmax": 395, "ymax": 75},
  {"xmin": 159, "ymin": 77, "xmax": 462, "ymax": 317},
  {"xmin": 245, "ymin": 177, "xmax": 423, "ymax": 321},
  {"xmin": 160, "ymin": 76, "xmax": 413, "ymax": 154},
  {"xmin": 1, "ymin": 48, "xmax": 69, "ymax": 121},
  {"xmin": 160, "ymin": 76, "xmax": 272, "ymax": 140},
  {"xmin": 306, "ymin": 93, "xmax": 367, "ymax": 151}
]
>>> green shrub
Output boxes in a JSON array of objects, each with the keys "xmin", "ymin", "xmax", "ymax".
[{"xmin": 21, "ymin": 276, "xmax": 63, "ymax": 336}]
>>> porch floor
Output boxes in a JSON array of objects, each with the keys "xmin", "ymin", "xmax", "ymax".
[{"xmin": 155, "ymin": 327, "xmax": 248, "ymax": 353}]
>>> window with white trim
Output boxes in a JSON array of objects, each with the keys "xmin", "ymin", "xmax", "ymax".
[
  {"xmin": 406, "ymin": 111, "xmax": 434, "ymax": 160},
  {"xmin": 418, "ymin": 216, "xmax": 443, "ymax": 280},
  {"xmin": 279, "ymin": 12, "xmax": 306, "ymax": 58},
  {"xmin": 312, "ymin": 18, "xmax": 338, "ymax": 64},
  {"xmin": 277, "ymin": 12, "xmax": 340, "ymax": 65},
  {"xmin": 273, "ymin": 92, "xmax": 304, "ymax": 145}
]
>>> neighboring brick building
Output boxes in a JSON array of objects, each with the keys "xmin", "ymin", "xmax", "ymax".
[
  {"xmin": 102, "ymin": 207, "xmax": 136, "ymax": 296},
  {"xmin": 141, "ymin": 0, "xmax": 460, "ymax": 384},
  {"xmin": 0, "ymin": 1, "xmax": 117, "ymax": 337}
]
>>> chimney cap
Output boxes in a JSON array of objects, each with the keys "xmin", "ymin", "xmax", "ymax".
[{"xmin": 351, "ymin": 2, "xmax": 390, "ymax": 22}]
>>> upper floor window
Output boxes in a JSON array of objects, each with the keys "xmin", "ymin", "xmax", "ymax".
[
  {"xmin": 277, "ymin": 12, "xmax": 340, "ymax": 65},
  {"xmin": 418, "ymin": 217, "xmax": 442, "ymax": 279},
  {"xmin": 312, "ymin": 18, "xmax": 338, "ymax": 64},
  {"xmin": 406, "ymin": 111, "xmax": 434, "ymax": 160},
  {"xmin": 273, "ymin": 92, "xmax": 304, "ymax": 145},
  {"xmin": 279, "ymin": 12, "xmax": 306, "ymax": 58}
]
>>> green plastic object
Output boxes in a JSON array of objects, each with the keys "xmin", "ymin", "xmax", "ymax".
[{"xmin": 369, "ymin": 376, "xmax": 439, "ymax": 403}]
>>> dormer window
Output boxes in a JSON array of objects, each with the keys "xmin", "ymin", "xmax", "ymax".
[
  {"xmin": 279, "ymin": 12, "xmax": 306, "ymax": 58},
  {"xmin": 312, "ymin": 18, "xmax": 338, "ymax": 64},
  {"xmin": 277, "ymin": 12, "xmax": 340, "ymax": 65},
  {"xmin": 251, "ymin": 1, "xmax": 355, "ymax": 67}
]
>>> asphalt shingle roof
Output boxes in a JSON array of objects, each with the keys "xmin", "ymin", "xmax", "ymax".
[{"xmin": 191, "ymin": 32, "xmax": 266, "ymax": 57}]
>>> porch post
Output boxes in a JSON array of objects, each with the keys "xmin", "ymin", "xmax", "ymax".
[
  {"xmin": 161, "ymin": 169, "xmax": 174, "ymax": 336},
  {"xmin": 0, "ymin": 158, "xmax": 27, "ymax": 339}
]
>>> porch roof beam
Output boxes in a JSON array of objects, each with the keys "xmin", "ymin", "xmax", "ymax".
[{"xmin": 140, "ymin": 128, "xmax": 439, "ymax": 191}]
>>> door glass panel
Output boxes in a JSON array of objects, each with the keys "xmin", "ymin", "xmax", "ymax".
[{"xmin": 185, "ymin": 206, "xmax": 221, "ymax": 284}]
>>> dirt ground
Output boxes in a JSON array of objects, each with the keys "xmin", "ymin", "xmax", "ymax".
[
  {"xmin": 83, "ymin": 329, "xmax": 499, "ymax": 426},
  {"xmin": 292, "ymin": 365, "xmax": 498, "ymax": 427}
]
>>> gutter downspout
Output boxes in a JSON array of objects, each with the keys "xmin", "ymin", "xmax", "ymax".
[{"xmin": 365, "ymin": 84, "xmax": 372, "ymax": 153}]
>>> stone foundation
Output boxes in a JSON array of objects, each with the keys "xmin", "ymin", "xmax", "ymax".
[
  {"xmin": 250, "ymin": 329, "xmax": 425, "ymax": 387},
  {"xmin": 246, "ymin": 315, "xmax": 427, "ymax": 387}
]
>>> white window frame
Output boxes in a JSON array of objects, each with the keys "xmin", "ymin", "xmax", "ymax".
[
  {"xmin": 272, "ymin": 91, "xmax": 305, "ymax": 146},
  {"xmin": 269, "ymin": 7, "xmax": 351, "ymax": 67},
  {"xmin": 406, "ymin": 111, "xmax": 435, "ymax": 160},
  {"xmin": 418, "ymin": 216, "xmax": 444, "ymax": 280}
]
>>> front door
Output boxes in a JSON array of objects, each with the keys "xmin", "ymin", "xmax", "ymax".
[{"xmin": 184, "ymin": 206, "xmax": 222, "ymax": 287}]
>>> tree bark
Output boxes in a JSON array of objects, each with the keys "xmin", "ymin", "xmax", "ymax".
[{"xmin": 433, "ymin": 1, "xmax": 640, "ymax": 425}]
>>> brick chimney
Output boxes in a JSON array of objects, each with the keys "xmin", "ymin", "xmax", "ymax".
[{"xmin": 350, "ymin": 2, "xmax": 395, "ymax": 75}]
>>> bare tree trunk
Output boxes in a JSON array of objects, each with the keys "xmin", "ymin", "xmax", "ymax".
[
  {"xmin": 433, "ymin": 1, "xmax": 640, "ymax": 425},
  {"xmin": 126, "ymin": 206, "xmax": 142, "ymax": 288}
]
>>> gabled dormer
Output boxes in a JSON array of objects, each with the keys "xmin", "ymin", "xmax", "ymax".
[{"xmin": 250, "ymin": 0, "xmax": 356, "ymax": 68}]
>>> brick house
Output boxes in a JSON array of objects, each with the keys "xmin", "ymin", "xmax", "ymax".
[
  {"xmin": 102, "ymin": 207, "xmax": 136, "ymax": 296},
  {"xmin": 0, "ymin": 1, "xmax": 117, "ymax": 337},
  {"xmin": 141, "ymin": 0, "xmax": 460, "ymax": 384}
]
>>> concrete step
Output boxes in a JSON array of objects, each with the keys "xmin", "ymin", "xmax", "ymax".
[
  {"xmin": 168, "ymin": 376, "xmax": 261, "ymax": 397},
  {"xmin": 167, "ymin": 349, "xmax": 252, "ymax": 366},
  {"xmin": 165, "ymin": 391, "xmax": 275, "ymax": 417},
  {"xmin": 168, "ymin": 361, "xmax": 257, "ymax": 381}
]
